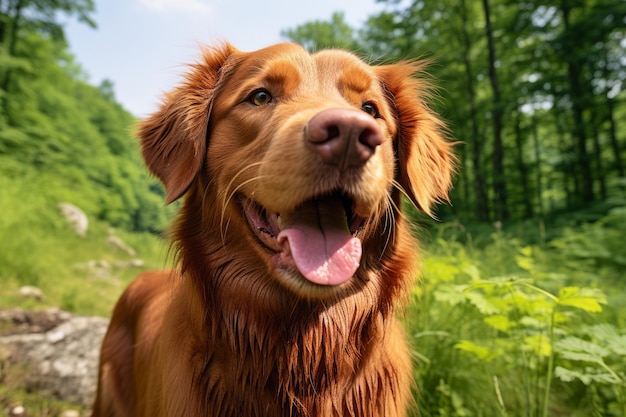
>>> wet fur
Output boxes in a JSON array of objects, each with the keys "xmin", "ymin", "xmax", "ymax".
[{"xmin": 92, "ymin": 42, "xmax": 454, "ymax": 417}]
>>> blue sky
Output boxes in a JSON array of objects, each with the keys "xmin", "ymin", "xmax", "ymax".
[{"xmin": 64, "ymin": 0, "xmax": 385, "ymax": 117}]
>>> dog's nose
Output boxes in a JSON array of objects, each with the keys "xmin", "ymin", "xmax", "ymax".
[{"xmin": 305, "ymin": 108, "xmax": 384, "ymax": 169}]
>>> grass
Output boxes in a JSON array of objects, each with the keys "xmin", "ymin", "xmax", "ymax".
[
  {"xmin": 0, "ymin": 173, "xmax": 170, "ymax": 416},
  {"xmin": 0, "ymin": 385, "xmax": 87, "ymax": 417},
  {"xmin": 1, "ymin": 172, "xmax": 624, "ymax": 416},
  {"xmin": 0, "ymin": 173, "xmax": 169, "ymax": 317},
  {"xmin": 406, "ymin": 204, "xmax": 626, "ymax": 417}
]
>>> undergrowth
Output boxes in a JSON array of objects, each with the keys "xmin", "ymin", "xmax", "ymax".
[
  {"xmin": 1, "ymin": 177, "xmax": 624, "ymax": 416},
  {"xmin": 0, "ymin": 174, "xmax": 169, "ymax": 317},
  {"xmin": 408, "ymin": 204, "xmax": 626, "ymax": 417}
]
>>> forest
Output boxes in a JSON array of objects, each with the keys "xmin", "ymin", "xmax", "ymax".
[
  {"xmin": 0, "ymin": 0, "xmax": 172, "ymax": 235},
  {"xmin": 285, "ymin": 0, "xmax": 625, "ymax": 225},
  {"xmin": 0, "ymin": 0, "xmax": 624, "ymax": 416}
]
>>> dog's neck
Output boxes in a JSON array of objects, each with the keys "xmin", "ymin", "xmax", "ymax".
[
  {"xmin": 182, "ymin": 266, "xmax": 400, "ymax": 416},
  {"xmin": 168, "ymin": 187, "xmax": 416, "ymax": 415}
]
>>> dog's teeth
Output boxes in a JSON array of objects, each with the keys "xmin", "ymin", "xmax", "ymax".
[{"xmin": 277, "ymin": 215, "xmax": 283, "ymax": 229}]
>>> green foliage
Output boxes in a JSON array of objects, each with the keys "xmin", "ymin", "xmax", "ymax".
[
  {"xmin": 0, "ymin": 0, "xmax": 96, "ymax": 44},
  {"xmin": 407, "ymin": 209, "xmax": 626, "ymax": 417},
  {"xmin": 284, "ymin": 0, "xmax": 626, "ymax": 224},
  {"xmin": 0, "ymin": 169, "xmax": 169, "ymax": 317},
  {"xmin": 0, "ymin": 1, "xmax": 175, "ymax": 318},
  {"xmin": 281, "ymin": 12, "xmax": 361, "ymax": 51},
  {"xmin": 0, "ymin": 384, "xmax": 88, "ymax": 417},
  {"xmin": 0, "ymin": 30, "xmax": 173, "ymax": 233}
]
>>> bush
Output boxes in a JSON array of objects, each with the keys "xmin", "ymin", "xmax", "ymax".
[{"xmin": 408, "ymin": 209, "xmax": 626, "ymax": 417}]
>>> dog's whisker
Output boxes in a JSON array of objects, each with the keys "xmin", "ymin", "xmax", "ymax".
[
  {"xmin": 220, "ymin": 162, "xmax": 264, "ymax": 208},
  {"xmin": 391, "ymin": 179, "xmax": 419, "ymax": 212},
  {"xmin": 218, "ymin": 162, "xmax": 264, "ymax": 244},
  {"xmin": 220, "ymin": 178, "xmax": 260, "ymax": 245},
  {"xmin": 221, "ymin": 174, "xmax": 266, "ymax": 216},
  {"xmin": 378, "ymin": 196, "xmax": 397, "ymax": 261}
]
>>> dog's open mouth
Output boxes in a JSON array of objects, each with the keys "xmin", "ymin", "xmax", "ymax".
[{"xmin": 242, "ymin": 194, "xmax": 366, "ymax": 286}]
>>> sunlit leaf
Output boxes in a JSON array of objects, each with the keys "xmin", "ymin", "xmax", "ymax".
[
  {"xmin": 466, "ymin": 291, "xmax": 501, "ymax": 315},
  {"xmin": 556, "ymin": 336, "xmax": 609, "ymax": 359},
  {"xmin": 555, "ymin": 366, "xmax": 621, "ymax": 385},
  {"xmin": 414, "ymin": 330, "xmax": 451, "ymax": 339},
  {"xmin": 519, "ymin": 246, "xmax": 534, "ymax": 257},
  {"xmin": 454, "ymin": 340, "xmax": 500, "ymax": 361},
  {"xmin": 516, "ymin": 248, "xmax": 535, "ymax": 272},
  {"xmin": 423, "ymin": 258, "xmax": 462, "ymax": 282},
  {"xmin": 518, "ymin": 295, "xmax": 554, "ymax": 316},
  {"xmin": 463, "ymin": 264, "xmax": 481, "ymax": 281},
  {"xmin": 582, "ymin": 323, "xmax": 619, "ymax": 340},
  {"xmin": 608, "ymin": 335, "xmax": 626, "ymax": 356},
  {"xmin": 519, "ymin": 316, "xmax": 548, "ymax": 330},
  {"xmin": 557, "ymin": 287, "xmax": 606, "ymax": 313},
  {"xmin": 523, "ymin": 334, "xmax": 552, "ymax": 357},
  {"xmin": 433, "ymin": 284, "xmax": 467, "ymax": 306},
  {"xmin": 484, "ymin": 314, "xmax": 511, "ymax": 332}
]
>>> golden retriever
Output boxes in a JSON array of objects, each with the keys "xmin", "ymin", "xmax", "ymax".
[{"xmin": 92, "ymin": 42, "xmax": 454, "ymax": 417}]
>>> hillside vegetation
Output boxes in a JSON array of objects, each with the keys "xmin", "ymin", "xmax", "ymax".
[{"xmin": 0, "ymin": 1, "xmax": 174, "ymax": 315}]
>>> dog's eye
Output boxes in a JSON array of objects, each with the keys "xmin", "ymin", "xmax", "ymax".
[
  {"xmin": 248, "ymin": 89, "xmax": 273, "ymax": 106},
  {"xmin": 361, "ymin": 102, "xmax": 379, "ymax": 118}
]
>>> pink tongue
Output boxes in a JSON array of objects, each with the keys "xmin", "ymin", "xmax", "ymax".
[{"xmin": 277, "ymin": 198, "xmax": 362, "ymax": 286}]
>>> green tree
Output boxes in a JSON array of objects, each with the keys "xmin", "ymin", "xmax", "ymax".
[
  {"xmin": 0, "ymin": 0, "xmax": 95, "ymax": 118},
  {"xmin": 283, "ymin": 0, "xmax": 626, "ymax": 225},
  {"xmin": 281, "ymin": 11, "xmax": 359, "ymax": 51},
  {"xmin": 0, "ymin": 28, "xmax": 171, "ymax": 232}
]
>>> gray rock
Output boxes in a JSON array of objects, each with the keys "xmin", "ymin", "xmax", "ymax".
[
  {"xmin": 18, "ymin": 285, "xmax": 44, "ymax": 302},
  {"xmin": 114, "ymin": 258, "xmax": 145, "ymax": 268},
  {"xmin": 106, "ymin": 235, "xmax": 136, "ymax": 256},
  {"xmin": 58, "ymin": 203, "xmax": 89, "ymax": 237},
  {"xmin": 0, "ymin": 309, "xmax": 108, "ymax": 407},
  {"xmin": 9, "ymin": 405, "xmax": 25, "ymax": 416}
]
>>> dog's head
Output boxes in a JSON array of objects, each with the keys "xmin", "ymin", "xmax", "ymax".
[{"xmin": 140, "ymin": 43, "xmax": 454, "ymax": 299}]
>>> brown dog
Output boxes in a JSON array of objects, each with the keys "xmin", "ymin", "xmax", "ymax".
[{"xmin": 92, "ymin": 42, "xmax": 454, "ymax": 417}]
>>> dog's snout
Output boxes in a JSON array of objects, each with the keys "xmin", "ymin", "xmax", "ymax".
[{"xmin": 305, "ymin": 108, "xmax": 384, "ymax": 169}]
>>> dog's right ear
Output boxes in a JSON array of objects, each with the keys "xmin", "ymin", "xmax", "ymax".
[
  {"xmin": 375, "ymin": 62, "xmax": 456, "ymax": 217},
  {"xmin": 138, "ymin": 43, "xmax": 238, "ymax": 204}
]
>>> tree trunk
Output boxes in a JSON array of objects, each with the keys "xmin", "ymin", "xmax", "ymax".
[
  {"xmin": 514, "ymin": 111, "xmax": 533, "ymax": 218},
  {"xmin": 0, "ymin": 0, "xmax": 7, "ymax": 45},
  {"xmin": 603, "ymin": 71, "xmax": 624, "ymax": 178},
  {"xmin": 481, "ymin": 0, "xmax": 508, "ymax": 221},
  {"xmin": 590, "ymin": 107, "xmax": 606, "ymax": 199},
  {"xmin": 532, "ymin": 114, "xmax": 544, "ymax": 218},
  {"xmin": 552, "ymin": 106, "xmax": 576, "ymax": 209},
  {"xmin": 560, "ymin": 1, "xmax": 594, "ymax": 203},
  {"xmin": 460, "ymin": 0, "xmax": 489, "ymax": 221}
]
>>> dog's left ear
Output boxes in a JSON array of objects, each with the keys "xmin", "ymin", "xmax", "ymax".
[
  {"xmin": 376, "ymin": 62, "xmax": 456, "ymax": 217},
  {"xmin": 138, "ymin": 43, "xmax": 238, "ymax": 204}
]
